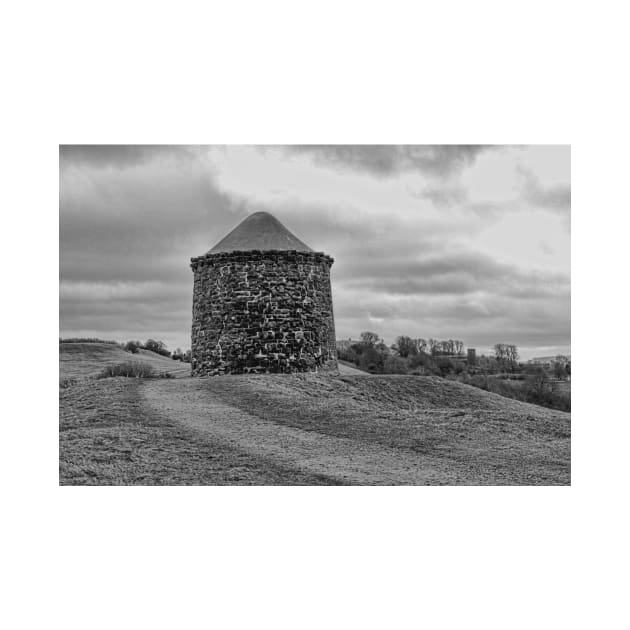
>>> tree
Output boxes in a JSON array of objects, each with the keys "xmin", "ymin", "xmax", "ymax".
[
  {"xmin": 480, "ymin": 354, "xmax": 500, "ymax": 374},
  {"xmin": 409, "ymin": 352, "xmax": 432, "ymax": 369},
  {"xmin": 124, "ymin": 340, "xmax": 141, "ymax": 354},
  {"xmin": 395, "ymin": 335, "xmax": 417, "ymax": 358},
  {"xmin": 507, "ymin": 345, "xmax": 519, "ymax": 371},
  {"xmin": 553, "ymin": 355, "xmax": 569, "ymax": 380},
  {"xmin": 360, "ymin": 331, "xmax": 380, "ymax": 347},
  {"xmin": 358, "ymin": 345, "xmax": 385, "ymax": 373},
  {"xmin": 384, "ymin": 355, "xmax": 409, "ymax": 374},
  {"xmin": 144, "ymin": 339, "xmax": 171, "ymax": 357},
  {"xmin": 145, "ymin": 339, "xmax": 159, "ymax": 352},
  {"xmin": 415, "ymin": 338, "xmax": 427, "ymax": 354},
  {"xmin": 494, "ymin": 343, "xmax": 506, "ymax": 363},
  {"xmin": 494, "ymin": 343, "xmax": 519, "ymax": 370},
  {"xmin": 436, "ymin": 357, "xmax": 455, "ymax": 377},
  {"xmin": 375, "ymin": 340, "xmax": 390, "ymax": 355},
  {"xmin": 525, "ymin": 367, "xmax": 555, "ymax": 402}
]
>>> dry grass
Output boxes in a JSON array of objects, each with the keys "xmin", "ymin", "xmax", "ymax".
[
  {"xmin": 95, "ymin": 361, "xmax": 176, "ymax": 379},
  {"xmin": 59, "ymin": 378, "xmax": 341, "ymax": 485},
  {"xmin": 59, "ymin": 342, "xmax": 189, "ymax": 379},
  {"xmin": 59, "ymin": 347, "xmax": 570, "ymax": 485},
  {"xmin": 176, "ymin": 374, "xmax": 571, "ymax": 485}
]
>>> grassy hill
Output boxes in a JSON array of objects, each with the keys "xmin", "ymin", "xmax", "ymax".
[
  {"xmin": 59, "ymin": 348, "xmax": 570, "ymax": 485},
  {"xmin": 59, "ymin": 342, "xmax": 189, "ymax": 379}
]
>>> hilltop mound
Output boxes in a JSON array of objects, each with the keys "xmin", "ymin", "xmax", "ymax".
[
  {"xmin": 59, "ymin": 364, "xmax": 570, "ymax": 485},
  {"xmin": 59, "ymin": 342, "xmax": 189, "ymax": 379},
  {"xmin": 141, "ymin": 374, "xmax": 570, "ymax": 485}
]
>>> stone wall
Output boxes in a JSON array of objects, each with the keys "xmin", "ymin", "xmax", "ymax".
[{"xmin": 190, "ymin": 249, "xmax": 338, "ymax": 375}]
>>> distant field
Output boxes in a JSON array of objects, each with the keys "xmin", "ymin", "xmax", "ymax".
[
  {"xmin": 59, "ymin": 344, "xmax": 570, "ymax": 486},
  {"xmin": 59, "ymin": 342, "xmax": 189, "ymax": 379}
]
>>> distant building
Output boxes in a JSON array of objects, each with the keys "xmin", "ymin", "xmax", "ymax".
[
  {"xmin": 529, "ymin": 355, "xmax": 571, "ymax": 366},
  {"xmin": 467, "ymin": 348, "xmax": 476, "ymax": 366}
]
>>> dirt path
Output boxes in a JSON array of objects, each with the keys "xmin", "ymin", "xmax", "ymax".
[{"xmin": 141, "ymin": 379, "xmax": 469, "ymax": 485}]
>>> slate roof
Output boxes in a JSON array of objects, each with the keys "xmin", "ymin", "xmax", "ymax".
[{"xmin": 208, "ymin": 212, "xmax": 313, "ymax": 254}]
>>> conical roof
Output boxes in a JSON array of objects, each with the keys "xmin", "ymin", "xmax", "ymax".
[{"xmin": 208, "ymin": 211, "xmax": 313, "ymax": 254}]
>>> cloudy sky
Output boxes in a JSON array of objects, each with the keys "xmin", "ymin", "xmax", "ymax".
[{"xmin": 60, "ymin": 145, "xmax": 570, "ymax": 359}]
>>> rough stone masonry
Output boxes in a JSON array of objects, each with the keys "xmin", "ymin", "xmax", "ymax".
[{"xmin": 190, "ymin": 212, "xmax": 338, "ymax": 375}]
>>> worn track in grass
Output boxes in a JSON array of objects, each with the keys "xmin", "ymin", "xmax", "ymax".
[
  {"xmin": 59, "ymin": 378, "xmax": 341, "ymax": 485},
  {"xmin": 140, "ymin": 374, "xmax": 570, "ymax": 485}
]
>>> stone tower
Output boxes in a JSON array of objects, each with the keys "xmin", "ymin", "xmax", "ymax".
[{"xmin": 190, "ymin": 212, "xmax": 337, "ymax": 376}]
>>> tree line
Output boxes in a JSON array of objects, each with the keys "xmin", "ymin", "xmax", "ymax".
[
  {"xmin": 392, "ymin": 336, "xmax": 465, "ymax": 358},
  {"xmin": 339, "ymin": 332, "xmax": 469, "ymax": 375},
  {"xmin": 336, "ymin": 331, "xmax": 570, "ymax": 411},
  {"xmin": 124, "ymin": 339, "xmax": 191, "ymax": 362}
]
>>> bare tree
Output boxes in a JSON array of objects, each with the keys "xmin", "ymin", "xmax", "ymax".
[
  {"xmin": 494, "ymin": 343, "xmax": 519, "ymax": 370},
  {"xmin": 415, "ymin": 338, "xmax": 427, "ymax": 354},
  {"xmin": 494, "ymin": 343, "xmax": 506, "ymax": 363},
  {"xmin": 395, "ymin": 336, "xmax": 417, "ymax": 358}
]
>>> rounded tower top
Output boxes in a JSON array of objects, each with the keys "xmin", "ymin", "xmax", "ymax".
[{"xmin": 208, "ymin": 211, "xmax": 313, "ymax": 254}]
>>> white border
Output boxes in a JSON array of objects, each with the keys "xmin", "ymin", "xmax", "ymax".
[{"xmin": 5, "ymin": 0, "xmax": 629, "ymax": 628}]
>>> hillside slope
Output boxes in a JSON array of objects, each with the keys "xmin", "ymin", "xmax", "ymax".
[
  {"xmin": 142, "ymin": 375, "xmax": 570, "ymax": 485},
  {"xmin": 60, "ymin": 365, "xmax": 570, "ymax": 485},
  {"xmin": 59, "ymin": 342, "xmax": 189, "ymax": 379}
]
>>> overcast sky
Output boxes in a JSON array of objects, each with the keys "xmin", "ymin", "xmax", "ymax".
[{"xmin": 60, "ymin": 145, "xmax": 570, "ymax": 359}]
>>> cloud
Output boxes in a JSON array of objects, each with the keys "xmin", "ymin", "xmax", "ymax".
[
  {"xmin": 59, "ymin": 151, "xmax": 239, "ymax": 284},
  {"xmin": 332, "ymin": 286, "xmax": 570, "ymax": 351},
  {"xmin": 419, "ymin": 186, "xmax": 467, "ymax": 208},
  {"xmin": 520, "ymin": 168, "xmax": 571, "ymax": 213},
  {"xmin": 59, "ymin": 145, "xmax": 199, "ymax": 170},
  {"xmin": 284, "ymin": 145, "xmax": 490, "ymax": 177},
  {"xmin": 328, "ymin": 247, "xmax": 570, "ymax": 353},
  {"xmin": 59, "ymin": 144, "xmax": 570, "ymax": 358},
  {"xmin": 337, "ymin": 251, "xmax": 569, "ymax": 299}
]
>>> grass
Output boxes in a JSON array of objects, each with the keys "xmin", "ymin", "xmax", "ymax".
[
  {"xmin": 60, "ymin": 342, "xmax": 188, "ymax": 379},
  {"xmin": 337, "ymin": 359, "xmax": 370, "ymax": 373},
  {"xmin": 183, "ymin": 374, "xmax": 570, "ymax": 485},
  {"xmin": 59, "ymin": 378, "xmax": 342, "ymax": 485},
  {"xmin": 59, "ymin": 346, "xmax": 570, "ymax": 485},
  {"xmin": 457, "ymin": 373, "xmax": 571, "ymax": 412},
  {"xmin": 60, "ymin": 337, "xmax": 120, "ymax": 344},
  {"xmin": 97, "ymin": 361, "xmax": 158, "ymax": 378}
]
